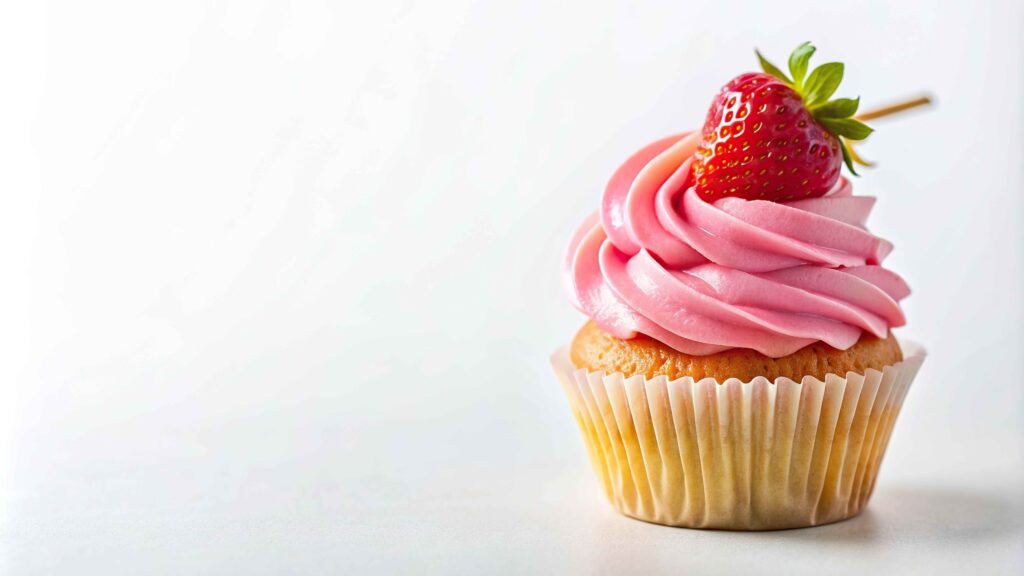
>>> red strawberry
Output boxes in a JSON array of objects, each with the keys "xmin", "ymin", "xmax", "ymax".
[{"xmin": 693, "ymin": 42, "xmax": 873, "ymax": 202}]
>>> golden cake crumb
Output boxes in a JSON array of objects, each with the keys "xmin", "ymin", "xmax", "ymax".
[{"xmin": 570, "ymin": 320, "xmax": 903, "ymax": 382}]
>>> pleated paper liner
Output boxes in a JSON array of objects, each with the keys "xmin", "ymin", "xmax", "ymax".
[{"xmin": 552, "ymin": 341, "xmax": 925, "ymax": 530}]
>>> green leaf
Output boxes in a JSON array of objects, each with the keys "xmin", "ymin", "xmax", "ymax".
[
  {"xmin": 840, "ymin": 140, "xmax": 859, "ymax": 176},
  {"xmin": 756, "ymin": 49, "xmax": 791, "ymax": 84},
  {"xmin": 812, "ymin": 97, "xmax": 860, "ymax": 119},
  {"xmin": 819, "ymin": 117, "xmax": 874, "ymax": 140},
  {"xmin": 787, "ymin": 42, "xmax": 816, "ymax": 87},
  {"xmin": 847, "ymin": 142, "xmax": 876, "ymax": 167},
  {"xmin": 802, "ymin": 62, "xmax": 844, "ymax": 106}
]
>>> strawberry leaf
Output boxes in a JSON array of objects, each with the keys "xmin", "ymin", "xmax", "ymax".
[
  {"xmin": 803, "ymin": 62, "xmax": 844, "ymax": 107},
  {"xmin": 812, "ymin": 97, "xmax": 860, "ymax": 119},
  {"xmin": 819, "ymin": 117, "xmax": 874, "ymax": 140},
  {"xmin": 787, "ymin": 42, "xmax": 816, "ymax": 88},
  {"xmin": 756, "ymin": 49, "xmax": 791, "ymax": 84},
  {"xmin": 840, "ymin": 140, "xmax": 859, "ymax": 176},
  {"xmin": 847, "ymin": 142, "xmax": 876, "ymax": 167}
]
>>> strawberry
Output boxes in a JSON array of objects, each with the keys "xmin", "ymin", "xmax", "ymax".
[{"xmin": 693, "ymin": 42, "xmax": 873, "ymax": 202}]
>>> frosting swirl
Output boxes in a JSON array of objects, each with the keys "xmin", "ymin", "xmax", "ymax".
[{"xmin": 564, "ymin": 132, "xmax": 908, "ymax": 357}]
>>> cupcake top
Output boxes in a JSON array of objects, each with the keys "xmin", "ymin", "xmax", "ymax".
[{"xmin": 564, "ymin": 44, "xmax": 909, "ymax": 358}]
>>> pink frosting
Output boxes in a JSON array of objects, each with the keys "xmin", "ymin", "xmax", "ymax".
[{"xmin": 564, "ymin": 132, "xmax": 909, "ymax": 357}]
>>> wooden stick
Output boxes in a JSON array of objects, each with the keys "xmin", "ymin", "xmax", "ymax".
[{"xmin": 855, "ymin": 95, "xmax": 933, "ymax": 122}]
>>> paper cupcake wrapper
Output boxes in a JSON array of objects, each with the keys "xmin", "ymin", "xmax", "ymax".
[{"xmin": 552, "ymin": 341, "xmax": 925, "ymax": 530}]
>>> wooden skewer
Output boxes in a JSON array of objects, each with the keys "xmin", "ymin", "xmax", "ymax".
[
  {"xmin": 845, "ymin": 94, "xmax": 932, "ymax": 167},
  {"xmin": 855, "ymin": 95, "xmax": 933, "ymax": 122}
]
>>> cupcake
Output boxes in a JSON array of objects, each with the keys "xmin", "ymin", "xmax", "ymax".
[{"xmin": 553, "ymin": 43, "xmax": 926, "ymax": 530}]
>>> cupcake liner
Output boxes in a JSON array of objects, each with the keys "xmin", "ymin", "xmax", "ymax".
[{"xmin": 551, "ymin": 341, "xmax": 925, "ymax": 530}]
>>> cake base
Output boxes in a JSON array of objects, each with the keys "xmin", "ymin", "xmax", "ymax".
[
  {"xmin": 552, "ymin": 341, "xmax": 925, "ymax": 530},
  {"xmin": 570, "ymin": 320, "xmax": 903, "ymax": 383}
]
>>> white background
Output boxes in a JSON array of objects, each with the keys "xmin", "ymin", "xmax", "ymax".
[{"xmin": 2, "ymin": 0, "xmax": 1022, "ymax": 574}]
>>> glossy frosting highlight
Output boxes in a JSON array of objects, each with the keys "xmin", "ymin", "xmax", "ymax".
[{"xmin": 565, "ymin": 132, "xmax": 908, "ymax": 357}]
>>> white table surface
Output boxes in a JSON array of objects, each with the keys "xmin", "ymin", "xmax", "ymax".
[
  {"xmin": 4, "ymin": 351, "xmax": 1023, "ymax": 574},
  {"xmin": 3, "ymin": 1, "xmax": 1023, "ymax": 574}
]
